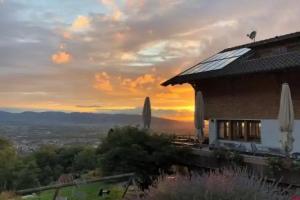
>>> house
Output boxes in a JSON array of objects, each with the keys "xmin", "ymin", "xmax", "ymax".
[{"xmin": 162, "ymin": 32, "xmax": 300, "ymax": 153}]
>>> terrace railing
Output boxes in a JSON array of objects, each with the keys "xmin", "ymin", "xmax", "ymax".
[{"xmin": 16, "ymin": 172, "xmax": 135, "ymax": 199}]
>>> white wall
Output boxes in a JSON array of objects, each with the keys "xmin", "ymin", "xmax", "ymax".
[
  {"xmin": 260, "ymin": 120, "xmax": 281, "ymax": 149},
  {"xmin": 261, "ymin": 119, "xmax": 300, "ymax": 153}
]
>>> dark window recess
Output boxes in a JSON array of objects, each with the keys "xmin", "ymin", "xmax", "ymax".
[{"xmin": 217, "ymin": 120, "xmax": 261, "ymax": 142}]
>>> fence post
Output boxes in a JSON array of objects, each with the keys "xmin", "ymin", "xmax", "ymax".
[{"xmin": 52, "ymin": 188, "xmax": 60, "ymax": 200}]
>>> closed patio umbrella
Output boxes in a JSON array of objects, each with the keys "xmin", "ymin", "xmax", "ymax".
[
  {"xmin": 195, "ymin": 91, "xmax": 205, "ymax": 140},
  {"xmin": 278, "ymin": 83, "xmax": 294, "ymax": 155},
  {"xmin": 143, "ymin": 96, "xmax": 151, "ymax": 129}
]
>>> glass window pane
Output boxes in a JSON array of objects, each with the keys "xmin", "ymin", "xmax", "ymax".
[
  {"xmin": 218, "ymin": 122, "xmax": 225, "ymax": 139},
  {"xmin": 217, "ymin": 119, "xmax": 260, "ymax": 142}
]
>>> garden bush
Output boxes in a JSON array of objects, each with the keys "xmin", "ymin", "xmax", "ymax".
[
  {"xmin": 97, "ymin": 126, "xmax": 196, "ymax": 190},
  {"xmin": 212, "ymin": 148, "xmax": 244, "ymax": 166},
  {"xmin": 142, "ymin": 168, "xmax": 292, "ymax": 200},
  {"xmin": 266, "ymin": 157, "xmax": 285, "ymax": 177}
]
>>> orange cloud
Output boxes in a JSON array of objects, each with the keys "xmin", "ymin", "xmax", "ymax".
[
  {"xmin": 121, "ymin": 52, "xmax": 136, "ymax": 61},
  {"xmin": 112, "ymin": 9, "xmax": 123, "ymax": 21},
  {"xmin": 132, "ymin": 74, "xmax": 155, "ymax": 87},
  {"xmin": 92, "ymin": 71, "xmax": 194, "ymax": 120},
  {"xmin": 71, "ymin": 15, "xmax": 91, "ymax": 30},
  {"xmin": 52, "ymin": 51, "xmax": 72, "ymax": 64},
  {"xmin": 94, "ymin": 72, "xmax": 113, "ymax": 92},
  {"xmin": 121, "ymin": 74, "xmax": 156, "ymax": 93}
]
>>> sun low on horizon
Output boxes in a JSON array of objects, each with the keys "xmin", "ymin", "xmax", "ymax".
[{"xmin": 1, "ymin": 0, "xmax": 300, "ymax": 122}]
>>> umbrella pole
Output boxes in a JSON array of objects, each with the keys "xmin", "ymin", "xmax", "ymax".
[{"xmin": 196, "ymin": 129, "xmax": 203, "ymax": 142}]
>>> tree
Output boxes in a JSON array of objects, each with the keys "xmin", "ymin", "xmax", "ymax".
[
  {"xmin": 0, "ymin": 137, "xmax": 18, "ymax": 191},
  {"xmin": 32, "ymin": 145, "xmax": 58, "ymax": 185},
  {"xmin": 13, "ymin": 159, "xmax": 40, "ymax": 190},
  {"xmin": 56, "ymin": 146, "xmax": 82, "ymax": 173},
  {"xmin": 0, "ymin": 138, "xmax": 102, "ymax": 191},
  {"xmin": 97, "ymin": 126, "xmax": 196, "ymax": 190},
  {"xmin": 73, "ymin": 147, "xmax": 97, "ymax": 172}
]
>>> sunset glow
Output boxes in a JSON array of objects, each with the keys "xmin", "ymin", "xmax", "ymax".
[{"xmin": 1, "ymin": 0, "xmax": 300, "ymax": 121}]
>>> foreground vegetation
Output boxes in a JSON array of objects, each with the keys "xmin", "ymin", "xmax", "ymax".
[
  {"xmin": 0, "ymin": 126, "xmax": 195, "ymax": 195},
  {"xmin": 26, "ymin": 182, "xmax": 124, "ymax": 200},
  {"xmin": 0, "ymin": 182, "xmax": 123, "ymax": 200},
  {"xmin": 97, "ymin": 126, "xmax": 196, "ymax": 190},
  {"xmin": 4, "ymin": 126, "xmax": 297, "ymax": 199},
  {"xmin": 143, "ymin": 168, "xmax": 293, "ymax": 200},
  {"xmin": 0, "ymin": 137, "xmax": 98, "ymax": 192}
]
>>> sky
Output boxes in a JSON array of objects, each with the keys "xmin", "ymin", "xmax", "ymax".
[{"xmin": 1, "ymin": 0, "xmax": 300, "ymax": 121}]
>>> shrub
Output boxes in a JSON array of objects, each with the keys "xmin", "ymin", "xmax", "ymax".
[
  {"xmin": 266, "ymin": 157, "xmax": 285, "ymax": 177},
  {"xmin": 142, "ymin": 168, "xmax": 292, "ymax": 200},
  {"xmin": 0, "ymin": 138, "xmax": 99, "ymax": 191},
  {"xmin": 97, "ymin": 126, "xmax": 196, "ymax": 190},
  {"xmin": 212, "ymin": 148, "xmax": 244, "ymax": 166},
  {"xmin": 212, "ymin": 148, "xmax": 230, "ymax": 162},
  {"xmin": 230, "ymin": 151, "xmax": 245, "ymax": 166},
  {"xmin": 0, "ymin": 192, "xmax": 21, "ymax": 200}
]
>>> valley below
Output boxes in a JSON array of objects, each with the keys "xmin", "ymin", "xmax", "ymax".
[{"xmin": 0, "ymin": 111, "xmax": 193, "ymax": 153}]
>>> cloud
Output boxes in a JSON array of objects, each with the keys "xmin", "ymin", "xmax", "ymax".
[
  {"xmin": 51, "ymin": 51, "xmax": 72, "ymax": 64},
  {"xmin": 2, "ymin": 0, "xmax": 300, "ymax": 120},
  {"xmin": 94, "ymin": 72, "xmax": 113, "ymax": 92},
  {"xmin": 76, "ymin": 104, "xmax": 103, "ymax": 108},
  {"xmin": 121, "ymin": 52, "xmax": 137, "ymax": 61},
  {"xmin": 122, "ymin": 74, "xmax": 156, "ymax": 90},
  {"xmin": 101, "ymin": 0, "xmax": 125, "ymax": 21},
  {"xmin": 71, "ymin": 15, "xmax": 91, "ymax": 31},
  {"xmin": 94, "ymin": 72, "xmax": 156, "ymax": 94},
  {"xmin": 91, "ymin": 69, "xmax": 194, "ymax": 120},
  {"xmin": 62, "ymin": 31, "xmax": 72, "ymax": 39}
]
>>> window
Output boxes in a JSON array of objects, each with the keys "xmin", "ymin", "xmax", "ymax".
[{"xmin": 217, "ymin": 120, "xmax": 261, "ymax": 142}]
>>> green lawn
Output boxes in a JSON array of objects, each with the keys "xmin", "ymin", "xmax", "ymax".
[{"xmin": 26, "ymin": 182, "xmax": 125, "ymax": 200}]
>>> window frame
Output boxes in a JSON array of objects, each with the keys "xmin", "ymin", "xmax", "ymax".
[{"xmin": 217, "ymin": 119, "xmax": 261, "ymax": 143}]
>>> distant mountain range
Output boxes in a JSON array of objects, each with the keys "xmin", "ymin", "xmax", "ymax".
[{"xmin": 0, "ymin": 111, "xmax": 193, "ymax": 134}]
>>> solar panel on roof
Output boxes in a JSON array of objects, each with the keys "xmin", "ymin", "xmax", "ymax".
[{"xmin": 181, "ymin": 48, "xmax": 251, "ymax": 75}]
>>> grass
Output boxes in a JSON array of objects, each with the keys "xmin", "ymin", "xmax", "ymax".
[{"xmin": 26, "ymin": 182, "xmax": 125, "ymax": 200}]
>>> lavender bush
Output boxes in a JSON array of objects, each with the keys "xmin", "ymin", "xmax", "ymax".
[{"xmin": 142, "ymin": 168, "xmax": 292, "ymax": 200}]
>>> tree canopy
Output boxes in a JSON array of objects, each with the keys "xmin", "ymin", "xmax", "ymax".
[{"xmin": 97, "ymin": 126, "xmax": 195, "ymax": 190}]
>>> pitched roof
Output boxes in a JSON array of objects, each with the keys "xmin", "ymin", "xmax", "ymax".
[
  {"xmin": 162, "ymin": 32, "xmax": 300, "ymax": 86},
  {"xmin": 162, "ymin": 51, "xmax": 300, "ymax": 86},
  {"xmin": 223, "ymin": 31, "xmax": 300, "ymax": 52}
]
